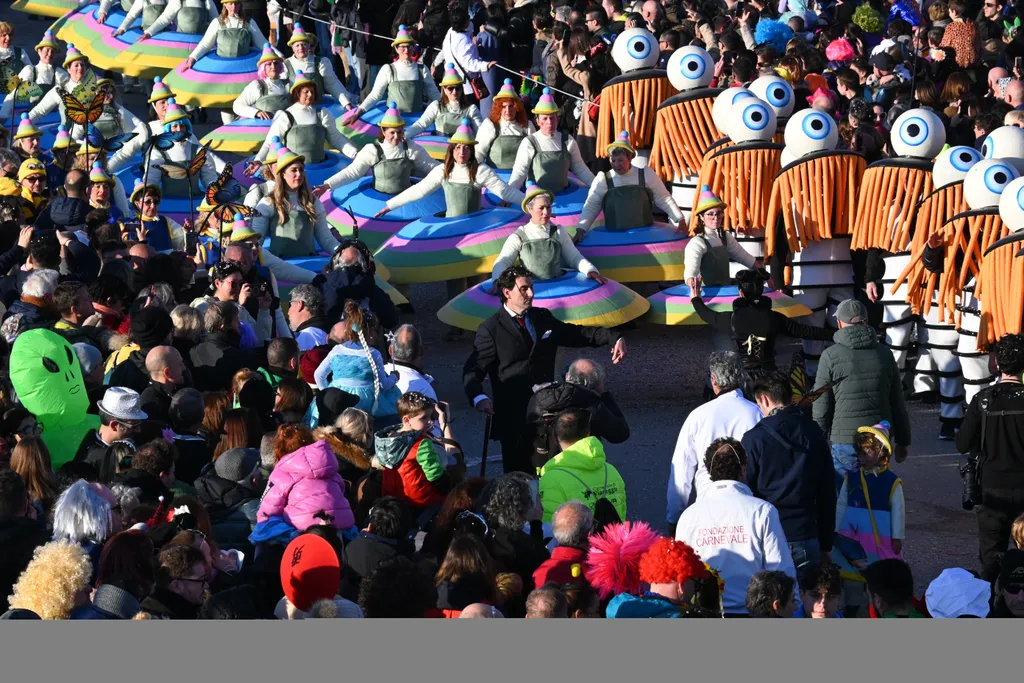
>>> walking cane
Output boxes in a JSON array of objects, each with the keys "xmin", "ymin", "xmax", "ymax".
[{"xmin": 479, "ymin": 414, "xmax": 492, "ymax": 477}]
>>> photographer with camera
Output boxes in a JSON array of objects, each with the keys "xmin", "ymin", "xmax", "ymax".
[{"xmin": 957, "ymin": 333, "xmax": 1024, "ymax": 583}]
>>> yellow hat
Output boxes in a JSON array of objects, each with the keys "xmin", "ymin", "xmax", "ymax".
[
  {"xmin": 439, "ymin": 63, "xmax": 464, "ymax": 88},
  {"xmin": 51, "ymin": 125, "xmax": 77, "ymax": 151},
  {"xmin": 265, "ymin": 137, "xmax": 283, "ymax": 165},
  {"xmin": 0, "ymin": 177, "xmax": 20, "ymax": 197},
  {"xmin": 391, "ymin": 24, "xmax": 416, "ymax": 47},
  {"xmin": 13, "ymin": 114, "xmax": 42, "ymax": 141},
  {"xmin": 148, "ymin": 76, "xmax": 175, "ymax": 104},
  {"xmin": 62, "ymin": 43, "xmax": 87, "ymax": 68},
  {"xmin": 287, "ymin": 23, "xmax": 313, "ymax": 47},
  {"xmin": 35, "ymin": 30, "xmax": 59, "ymax": 52},
  {"xmin": 290, "ymin": 70, "xmax": 319, "ymax": 97},
  {"xmin": 493, "ymin": 78, "xmax": 520, "ymax": 102},
  {"xmin": 257, "ymin": 42, "xmax": 283, "ymax": 67},
  {"xmin": 130, "ymin": 179, "xmax": 161, "ymax": 204},
  {"xmin": 606, "ymin": 130, "xmax": 635, "ymax": 156},
  {"xmin": 521, "ymin": 181, "xmax": 554, "ymax": 213},
  {"xmin": 17, "ymin": 158, "xmax": 46, "ymax": 183},
  {"xmin": 163, "ymin": 98, "xmax": 190, "ymax": 125},
  {"xmin": 275, "ymin": 146, "xmax": 305, "ymax": 173},
  {"xmin": 694, "ymin": 184, "xmax": 726, "ymax": 215},
  {"xmin": 532, "ymin": 88, "xmax": 559, "ymax": 115},
  {"xmin": 447, "ymin": 118, "xmax": 477, "ymax": 145},
  {"xmin": 378, "ymin": 102, "xmax": 406, "ymax": 129}
]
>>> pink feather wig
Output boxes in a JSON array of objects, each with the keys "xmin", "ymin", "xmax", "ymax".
[{"xmin": 584, "ymin": 521, "xmax": 662, "ymax": 600}]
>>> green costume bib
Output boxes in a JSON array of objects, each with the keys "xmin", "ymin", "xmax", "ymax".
[
  {"xmin": 282, "ymin": 110, "xmax": 327, "ymax": 164},
  {"xmin": 176, "ymin": 5, "xmax": 209, "ymax": 34},
  {"xmin": 386, "ymin": 62, "xmax": 424, "ymax": 113},
  {"xmin": 601, "ymin": 169, "xmax": 653, "ymax": 231},
  {"xmin": 269, "ymin": 205, "xmax": 317, "ymax": 258},
  {"xmin": 515, "ymin": 224, "xmax": 563, "ymax": 280},
  {"xmin": 442, "ymin": 179, "xmax": 481, "ymax": 218},
  {"xmin": 217, "ymin": 26, "xmax": 252, "ymax": 59},
  {"xmin": 372, "ymin": 142, "xmax": 414, "ymax": 195},
  {"xmin": 698, "ymin": 232, "xmax": 732, "ymax": 287},
  {"xmin": 526, "ymin": 134, "xmax": 570, "ymax": 193}
]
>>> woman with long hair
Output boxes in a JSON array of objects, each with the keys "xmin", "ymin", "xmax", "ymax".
[
  {"xmin": 71, "ymin": 530, "xmax": 156, "ymax": 619},
  {"xmin": 312, "ymin": 301, "xmax": 401, "ymax": 420},
  {"xmin": 275, "ymin": 377, "xmax": 314, "ymax": 424},
  {"xmin": 201, "ymin": 391, "xmax": 232, "ymax": 449},
  {"xmin": 212, "ymin": 407, "xmax": 264, "ymax": 461},
  {"xmin": 314, "ymin": 406, "xmax": 374, "ymax": 484},
  {"xmin": 272, "ymin": 423, "xmax": 315, "ymax": 465},
  {"xmin": 11, "ymin": 436, "xmax": 57, "ymax": 518},
  {"xmin": 7, "ymin": 541, "xmax": 93, "ymax": 620},
  {"xmin": 475, "ymin": 80, "xmax": 535, "ymax": 171},
  {"xmin": 422, "ymin": 477, "xmax": 489, "ymax": 560},
  {"xmin": 1, "ymin": 406, "xmax": 40, "ymax": 469},
  {"xmin": 251, "ymin": 147, "xmax": 342, "ymax": 285},
  {"xmin": 435, "ymin": 532, "xmax": 499, "ymax": 617}
]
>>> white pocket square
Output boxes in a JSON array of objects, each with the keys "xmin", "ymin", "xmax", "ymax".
[{"xmin": 541, "ymin": 330, "xmax": 552, "ymax": 340}]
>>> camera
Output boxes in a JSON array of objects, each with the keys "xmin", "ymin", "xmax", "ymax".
[
  {"xmin": 254, "ymin": 279, "xmax": 272, "ymax": 299},
  {"xmin": 959, "ymin": 452, "xmax": 982, "ymax": 511}
]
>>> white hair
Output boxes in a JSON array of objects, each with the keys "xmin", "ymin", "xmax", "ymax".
[
  {"xmin": 22, "ymin": 269, "xmax": 60, "ymax": 299},
  {"xmin": 52, "ymin": 480, "xmax": 114, "ymax": 545}
]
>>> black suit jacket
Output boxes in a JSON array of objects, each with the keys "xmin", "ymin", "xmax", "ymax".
[{"xmin": 463, "ymin": 306, "xmax": 620, "ymax": 440}]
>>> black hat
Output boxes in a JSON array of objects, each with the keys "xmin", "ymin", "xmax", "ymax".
[
  {"xmin": 0, "ymin": 608, "xmax": 41, "ymax": 620},
  {"xmin": 999, "ymin": 549, "xmax": 1024, "ymax": 587},
  {"xmin": 315, "ymin": 388, "xmax": 359, "ymax": 427},
  {"xmin": 130, "ymin": 306, "xmax": 173, "ymax": 350},
  {"xmin": 214, "ymin": 447, "xmax": 261, "ymax": 483},
  {"xmin": 870, "ymin": 52, "xmax": 895, "ymax": 73}
]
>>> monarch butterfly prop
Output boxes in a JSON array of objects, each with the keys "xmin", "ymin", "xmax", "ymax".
[
  {"xmin": 200, "ymin": 165, "xmax": 254, "ymax": 255},
  {"xmin": 141, "ymin": 128, "xmax": 190, "ymax": 194},
  {"xmin": 158, "ymin": 141, "xmax": 212, "ymax": 230},
  {"xmin": 58, "ymin": 86, "xmax": 106, "ymax": 157},
  {"xmin": 787, "ymin": 351, "xmax": 841, "ymax": 408}
]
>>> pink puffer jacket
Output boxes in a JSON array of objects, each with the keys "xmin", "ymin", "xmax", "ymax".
[{"xmin": 257, "ymin": 440, "xmax": 355, "ymax": 531}]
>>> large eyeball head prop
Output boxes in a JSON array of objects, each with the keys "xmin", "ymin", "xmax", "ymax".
[
  {"xmin": 726, "ymin": 98, "xmax": 777, "ymax": 144},
  {"xmin": 998, "ymin": 176, "xmax": 1024, "ymax": 232},
  {"xmin": 784, "ymin": 108, "xmax": 838, "ymax": 158},
  {"xmin": 748, "ymin": 75, "xmax": 794, "ymax": 119},
  {"xmin": 890, "ymin": 108, "xmax": 946, "ymax": 159},
  {"xmin": 780, "ymin": 147, "xmax": 796, "ymax": 168},
  {"xmin": 981, "ymin": 126, "xmax": 1024, "ymax": 174},
  {"xmin": 932, "ymin": 146, "xmax": 982, "ymax": 189},
  {"xmin": 666, "ymin": 46, "xmax": 714, "ymax": 91},
  {"xmin": 612, "ymin": 28, "xmax": 659, "ymax": 72},
  {"xmin": 963, "ymin": 159, "xmax": 1019, "ymax": 211},
  {"xmin": 711, "ymin": 87, "xmax": 754, "ymax": 136}
]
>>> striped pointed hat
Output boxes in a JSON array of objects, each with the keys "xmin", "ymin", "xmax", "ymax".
[
  {"xmin": 275, "ymin": 146, "xmax": 305, "ymax": 173},
  {"xmin": 265, "ymin": 136, "xmax": 283, "ymax": 165},
  {"xmin": 35, "ymin": 30, "xmax": 59, "ymax": 51},
  {"xmin": 856, "ymin": 421, "xmax": 892, "ymax": 457},
  {"xmin": 694, "ymin": 184, "xmax": 726, "ymax": 215},
  {"xmin": 51, "ymin": 125, "xmax": 76, "ymax": 151},
  {"xmin": 606, "ymin": 130, "xmax": 635, "ymax": 156},
  {"xmin": 148, "ymin": 76, "xmax": 175, "ymax": 103},
  {"xmin": 130, "ymin": 179, "xmax": 161, "ymax": 204},
  {"xmin": 288, "ymin": 23, "xmax": 312, "ymax": 46},
  {"xmin": 63, "ymin": 43, "xmax": 87, "ymax": 67},
  {"xmin": 379, "ymin": 102, "xmax": 406, "ymax": 129},
  {"xmin": 448, "ymin": 118, "xmax": 477, "ymax": 145},
  {"xmin": 89, "ymin": 161, "xmax": 112, "ymax": 185},
  {"xmin": 258, "ymin": 43, "xmax": 283, "ymax": 67},
  {"xmin": 229, "ymin": 213, "xmax": 260, "ymax": 242},
  {"xmin": 521, "ymin": 181, "xmax": 554, "ymax": 214},
  {"xmin": 439, "ymin": 63, "xmax": 464, "ymax": 88},
  {"xmin": 392, "ymin": 24, "xmax": 416, "ymax": 47},
  {"xmin": 13, "ymin": 114, "xmax": 42, "ymax": 141},
  {"xmin": 163, "ymin": 98, "xmax": 190, "ymax": 125},
  {"xmin": 290, "ymin": 70, "xmax": 318, "ymax": 96},
  {"xmin": 532, "ymin": 87, "xmax": 559, "ymax": 115},
  {"xmin": 493, "ymin": 78, "xmax": 519, "ymax": 101}
]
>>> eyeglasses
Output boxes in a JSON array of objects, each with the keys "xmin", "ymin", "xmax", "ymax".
[
  {"xmin": 704, "ymin": 209, "xmax": 724, "ymax": 218},
  {"xmin": 177, "ymin": 575, "xmax": 209, "ymax": 586},
  {"xmin": 1006, "ymin": 584, "xmax": 1024, "ymax": 594}
]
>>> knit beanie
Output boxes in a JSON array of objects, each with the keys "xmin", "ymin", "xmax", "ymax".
[
  {"xmin": 280, "ymin": 534, "xmax": 341, "ymax": 612},
  {"xmin": 130, "ymin": 307, "xmax": 173, "ymax": 350}
]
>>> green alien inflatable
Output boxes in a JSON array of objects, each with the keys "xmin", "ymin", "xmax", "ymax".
[{"xmin": 10, "ymin": 328, "xmax": 101, "ymax": 468}]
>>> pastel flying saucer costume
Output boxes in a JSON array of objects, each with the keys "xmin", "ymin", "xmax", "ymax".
[
  {"xmin": 851, "ymin": 108, "xmax": 946, "ymax": 410},
  {"xmin": 374, "ymin": 120, "xmax": 526, "ymax": 284},
  {"xmin": 574, "ymin": 131, "xmax": 687, "ymax": 282},
  {"xmin": 250, "ymin": 146, "xmax": 342, "ymax": 285},
  {"xmin": 162, "ymin": 2, "xmax": 266, "ymax": 109},
  {"xmin": 689, "ymin": 94, "xmax": 783, "ymax": 274},
  {"xmin": 439, "ymin": 183, "xmax": 650, "ymax": 330},
  {"xmin": 0, "ymin": 31, "xmax": 69, "ymax": 120},
  {"xmin": 765, "ymin": 108, "xmax": 866, "ymax": 376},
  {"xmin": 475, "ymin": 79, "xmax": 535, "ymax": 171},
  {"xmin": 597, "ymin": 28, "xmax": 677, "ymax": 159},
  {"xmin": 922, "ymin": 159, "xmax": 1020, "ymax": 403},
  {"xmin": 648, "ymin": 46, "xmax": 722, "ymax": 217},
  {"xmin": 320, "ymin": 103, "xmax": 440, "ymax": 251},
  {"xmin": 11, "ymin": 0, "xmax": 80, "ymax": 19},
  {"xmin": 342, "ymin": 26, "xmax": 438, "ymax": 145},
  {"xmin": 282, "ymin": 23, "xmax": 352, "ymax": 108}
]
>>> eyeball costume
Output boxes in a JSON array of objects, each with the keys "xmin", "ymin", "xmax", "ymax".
[
  {"xmin": 9, "ymin": 328, "xmax": 101, "ymax": 468},
  {"xmin": 649, "ymin": 46, "xmax": 721, "ymax": 214},
  {"xmin": 598, "ymin": 28, "xmax": 677, "ymax": 161},
  {"xmin": 977, "ymin": 176, "xmax": 1024, "ymax": 348},
  {"xmin": 747, "ymin": 75, "xmax": 794, "ymax": 141},
  {"xmin": 689, "ymin": 95, "xmax": 782, "ymax": 277},
  {"xmin": 929, "ymin": 160, "xmax": 1019, "ymax": 403},
  {"xmin": 765, "ymin": 108, "xmax": 866, "ymax": 375}
]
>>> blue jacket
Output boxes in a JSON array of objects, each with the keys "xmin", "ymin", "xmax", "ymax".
[
  {"xmin": 70, "ymin": 584, "xmax": 141, "ymax": 620},
  {"xmin": 606, "ymin": 593, "xmax": 682, "ymax": 618},
  {"xmin": 741, "ymin": 405, "xmax": 837, "ymax": 551}
]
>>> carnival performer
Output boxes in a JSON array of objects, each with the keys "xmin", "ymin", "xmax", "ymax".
[
  {"xmin": 75, "ymin": 144, "xmax": 131, "ymax": 217},
  {"xmin": 71, "ymin": 78, "xmax": 143, "ymax": 142},
  {"xmin": 0, "ymin": 22, "xmax": 33, "ymax": 90},
  {"xmin": 11, "ymin": 115, "xmax": 48, "ymax": 164},
  {"xmin": 27, "ymin": 44, "xmax": 97, "ymax": 131},
  {"xmin": 576, "ymin": 130, "xmax": 683, "ymax": 238},
  {"xmin": 475, "ymin": 79, "xmax": 535, "ymax": 171},
  {"xmin": 85, "ymin": 161, "xmax": 124, "ymax": 221},
  {"xmin": 251, "ymin": 146, "xmax": 341, "ymax": 283},
  {"xmin": 147, "ymin": 100, "xmax": 220, "ymax": 195},
  {"xmin": 182, "ymin": 0, "xmax": 264, "ymax": 72},
  {"xmin": 312, "ymin": 103, "xmax": 437, "ymax": 198},
  {"xmin": 405, "ymin": 64, "xmax": 483, "ymax": 139},
  {"xmin": 0, "ymin": 30, "xmax": 68, "ymax": 121},
  {"xmin": 684, "ymin": 186, "xmax": 759, "ymax": 290},
  {"xmin": 342, "ymin": 25, "xmax": 440, "ymax": 121},
  {"xmin": 46, "ymin": 125, "xmax": 79, "ymax": 191},
  {"xmin": 120, "ymin": 0, "xmax": 218, "ymax": 41},
  {"xmin": 127, "ymin": 179, "xmax": 187, "ymax": 253},
  {"xmin": 373, "ymin": 118, "xmax": 524, "ymax": 220},
  {"xmin": 248, "ymin": 71, "xmax": 358, "ymax": 172},
  {"xmin": 507, "ymin": 89, "xmax": 594, "ymax": 192},
  {"xmin": 232, "ymin": 44, "xmax": 290, "ymax": 121},
  {"xmin": 282, "ymin": 23, "xmax": 353, "ymax": 109}
]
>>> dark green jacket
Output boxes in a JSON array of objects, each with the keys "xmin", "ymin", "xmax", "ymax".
[{"xmin": 812, "ymin": 324, "xmax": 911, "ymax": 447}]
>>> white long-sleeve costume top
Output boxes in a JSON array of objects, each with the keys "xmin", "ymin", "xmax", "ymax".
[
  {"xmin": 490, "ymin": 221, "xmax": 595, "ymax": 280},
  {"xmin": 28, "ymin": 73, "xmax": 98, "ymax": 128},
  {"xmin": 507, "ymin": 131, "xmax": 595, "ymax": 190},
  {"xmin": 67, "ymin": 104, "xmax": 143, "ymax": 142},
  {"xmin": 357, "ymin": 60, "xmax": 441, "ymax": 113},
  {"xmin": 440, "ymin": 27, "xmax": 492, "ymax": 96},
  {"xmin": 666, "ymin": 388, "xmax": 763, "ymax": 524},
  {"xmin": 254, "ymin": 103, "xmax": 358, "ymax": 162},
  {"xmin": 284, "ymin": 54, "xmax": 351, "ymax": 107},
  {"xmin": 836, "ymin": 471, "xmax": 906, "ymax": 539},
  {"xmin": 142, "ymin": 0, "xmax": 219, "ymax": 37},
  {"xmin": 93, "ymin": 0, "xmax": 122, "ymax": 17},
  {"xmin": 384, "ymin": 162, "xmax": 525, "ymax": 211},
  {"xmin": 232, "ymin": 78, "xmax": 288, "ymax": 119},
  {"xmin": 475, "ymin": 119, "xmax": 535, "ymax": 163},
  {"xmin": 578, "ymin": 165, "xmax": 683, "ymax": 232},
  {"xmin": 406, "ymin": 100, "xmax": 482, "ymax": 140},
  {"xmin": 675, "ymin": 480, "xmax": 796, "ymax": 614},
  {"xmin": 683, "ymin": 228, "xmax": 758, "ymax": 280},
  {"xmin": 251, "ymin": 192, "xmax": 340, "ymax": 284},
  {"xmin": 243, "ymin": 179, "xmax": 274, "ymax": 208},
  {"xmin": 321, "ymin": 140, "xmax": 437, "ymax": 191},
  {"xmin": 108, "ymin": 119, "xmax": 225, "ymax": 173},
  {"xmin": 188, "ymin": 16, "xmax": 265, "ymax": 62},
  {"xmin": 0, "ymin": 62, "xmax": 69, "ymax": 121},
  {"xmin": 148, "ymin": 139, "xmax": 222, "ymax": 188}
]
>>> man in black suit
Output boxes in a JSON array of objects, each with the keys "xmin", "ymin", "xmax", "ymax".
[{"xmin": 464, "ymin": 266, "xmax": 628, "ymax": 474}]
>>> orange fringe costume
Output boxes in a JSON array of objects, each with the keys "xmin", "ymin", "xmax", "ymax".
[
  {"xmin": 688, "ymin": 142, "xmax": 783, "ymax": 235},
  {"xmin": 648, "ymin": 88, "xmax": 722, "ymax": 180},
  {"xmin": 851, "ymin": 159, "xmax": 935, "ymax": 254},
  {"xmin": 597, "ymin": 71, "xmax": 677, "ymax": 158},
  {"xmin": 979, "ymin": 231, "xmax": 1024, "ymax": 348}
]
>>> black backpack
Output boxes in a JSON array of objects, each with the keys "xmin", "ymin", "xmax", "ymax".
[{"xmin": 547, "ymin": 465, "xmax": 622, "ymax": 532}]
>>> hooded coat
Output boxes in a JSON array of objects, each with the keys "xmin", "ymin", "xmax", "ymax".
[
  {"xmin": 257, "ymin": 440, "xmax": 355, "ymax": 532},
  {"xmin": 316, "ymin": 267, "xmax": 399, "ymax": 332},
  {"xmin": 538, "ymin": 436, "xmax": 627, "ymax": 524},
  {"xmin": 195, "ymin": 472, "xmax": 262, "ymax": 558}
]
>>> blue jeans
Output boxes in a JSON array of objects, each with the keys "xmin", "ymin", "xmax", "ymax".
[{"xmin": 788, "ymin": 538, "xmax": 821, "ymax": 578}]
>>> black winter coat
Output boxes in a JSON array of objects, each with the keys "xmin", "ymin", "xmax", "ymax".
[
  {"xmin": 524, "ymin": 381, "xmax": 630, "ymax": 469},
  {"xmin": 314, "ymin": 267, "xmax": 399, "ymax": 331},
  {"xmin": 189, "ymin": 331, "xmax": 259, "ymax": 392},
  {"xmin": 195, "ymin": 474, "xmax": 261, "ymax": 558},
  {"xmin": 0, "ymin": 516, "xmax": 48, "ymax": 612},
  {"xmin": 360, "ymin": 0, "xmax": 403, "ymax": 64},
  {"xmin": 340, "ymin": 531, "xmax": 415, "ymax": 601}
]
